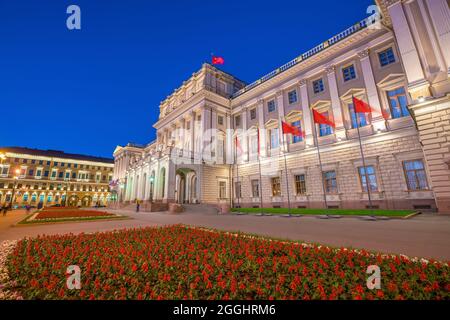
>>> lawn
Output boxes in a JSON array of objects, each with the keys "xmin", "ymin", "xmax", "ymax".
[
  {"xmin": 231, "ymin": 207, "xmax": 415, "ymax": 217},
  {"xmin": 4, "ymin": 225, "xmax": 448, "ymax": 300},
  {"xmin": 18, "ymin": 208, "xmax": 124, "ymax": 224}
]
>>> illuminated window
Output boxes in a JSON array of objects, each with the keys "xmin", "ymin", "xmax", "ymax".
[
  {"xmin": 271, "ymin": 177, "xmax": 281, "ymax": 196},
  {"xmin": 403, "ymin": 160, "xmax": 428, "ymax": 191}
]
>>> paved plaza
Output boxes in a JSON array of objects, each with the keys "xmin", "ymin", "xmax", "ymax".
[{"xmin": 0, "ymin": 208, "xmax": 449, "ymax": 261}]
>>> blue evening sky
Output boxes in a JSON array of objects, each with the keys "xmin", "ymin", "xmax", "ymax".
[{"xmin": 0, "ymin": 0, "xmax": 373, "ymax": 158}]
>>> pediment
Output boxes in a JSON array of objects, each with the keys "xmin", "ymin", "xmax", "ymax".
[
  {"xmin": 340, "ymin": 88, "xmax": 366, "ymax": 101},
  {"xmin": 264, "ymin": 118, "xmax": 279, "ymax": 128},
  {"xmin": 311, "ymin": 100, "xmax": 331, "ymax": 110},
  {"xmin": 285, "ymin": 110, "xmax": 302, "ymax": 121},
  {"xmin": 377, "ymin": 73, "xmax": 406, "ymax": 89}
]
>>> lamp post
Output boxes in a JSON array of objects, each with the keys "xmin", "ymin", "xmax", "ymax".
[
  {"xmin": 9, "ymin": 168, "xmax": 21, "ymax": 210},
  {"xmin": 149, "ymin": 175, "xmax": 154, "ymax": 202}
]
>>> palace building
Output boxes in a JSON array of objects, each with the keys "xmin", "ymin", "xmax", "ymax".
[
  {"xmin": 0, "ymin": 147, "xmax": 114, "ymax": 207},
  {"xmin": 112, "ymin": 0, "xmax": 450, "ymax": 214}
]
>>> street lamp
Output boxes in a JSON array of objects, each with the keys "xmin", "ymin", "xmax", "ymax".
[
  {"xmin": 149, "ymin": 176, "xmax": 154, "ymax": 202},
  {"xmin": 9, "ymin": 169, "xmax": 21, "ymax": 210}
]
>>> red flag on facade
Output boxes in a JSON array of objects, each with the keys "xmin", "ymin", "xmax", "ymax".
[
  {"xmin": 235, "ymin": 136, "xmax": 243, "ymax": 155},
  {"xmin": 212, "ymin": 56, "xmax": 225, "ymax": 65},
  {"xmin": 312, "ymin": 109, "xmax": 336, "ymax": 128},
  {"xmin": 353, "ymin": 96, "xmax": 390, "ymax": 120},
  {"xmin": 281, "ymin": 121, "xmax": 303, "ymax": 137},
  {"xmin": 352, "ymin": 97, "xmax": 372, "ymax": 113}
]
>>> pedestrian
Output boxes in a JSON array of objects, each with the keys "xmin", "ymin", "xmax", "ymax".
[
  {"xmin": 26, "ymin": 204, "xmax": 31, "ymax": 214},
  {"xmin": 2, "ymin": 204, "xmax": 7, "ymax": 217},
  {"xmin": 136, "ymin": 199, "xmax": 140, "ymax": 213}
]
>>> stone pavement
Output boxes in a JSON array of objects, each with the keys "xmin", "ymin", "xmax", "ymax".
[{"xmin": 0, "ymin": 208, "xmax": 449, "ymax": 261}]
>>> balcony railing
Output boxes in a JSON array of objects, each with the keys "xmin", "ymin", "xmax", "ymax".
[{"xmin": 232, "ymin": 15, "xmax": 377, "ymax": 98}]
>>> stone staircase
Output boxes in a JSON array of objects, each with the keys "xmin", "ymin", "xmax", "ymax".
[{"xmin": 182, "ymin": 204, "xmax": 220, "ymax": 215}]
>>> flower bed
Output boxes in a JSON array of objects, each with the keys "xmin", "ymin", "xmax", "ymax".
[
  {"xmin": 5, "ymin": 225, "xmax": 449, "ymax": 300},
  {"xmin": 34, "ymin": 210, "xmax": 114, "ymax": 220}
]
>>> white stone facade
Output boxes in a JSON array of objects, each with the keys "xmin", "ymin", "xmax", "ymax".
[{"xmin": 113, "ymin": 0, "xmax": 450, "ymax": 213}]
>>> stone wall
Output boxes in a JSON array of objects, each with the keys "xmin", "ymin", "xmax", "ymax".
[
  {"xmin": 231, "ymin": 127, "xmax": 436, "ymax": 211},
  {"xmin": 412, "ymin": 97, "xmax": 450, "ymax": 213}
]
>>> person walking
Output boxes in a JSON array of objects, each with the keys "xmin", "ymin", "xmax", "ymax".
[
  {"xmin": 136, "ymin": 199, "xmax": 140, "ymax": 213},
  {"xmin": 26, "ymin": 204, "xmax": 31, "ymax": 214},
  {"xmin": 2, "ymin": 204, "xmax": 7, "ymax": 217}
]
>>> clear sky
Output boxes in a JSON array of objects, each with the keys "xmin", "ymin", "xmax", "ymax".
[{"xmin": 0, "ymin": 0, "xmax": 373, "ymax": 159}]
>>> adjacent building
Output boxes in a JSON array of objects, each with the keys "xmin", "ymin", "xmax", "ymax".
[
  {"xmin": 0, "ymin": 147, "xmax": 114, "ymax": 207},
  {"xmin": 113, "ymin": 0, "xmax": 450, "ymax": 213}
]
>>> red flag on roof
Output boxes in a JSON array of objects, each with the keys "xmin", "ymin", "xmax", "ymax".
[
  {"xmin": 212, "ymin": 56, "xmax": 225, "ymax": 65},
  {"xmin": 282, "ymin": 121, "xmax": 304, "ymax": 137},
  {"xmin": 312, "ymin": 109, "xmax": 335, "ymax": 128}
]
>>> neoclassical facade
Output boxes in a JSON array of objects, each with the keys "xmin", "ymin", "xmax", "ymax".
[{"xmin": 113, "ymin": 0, "xmax": 450, "ymax": 213}]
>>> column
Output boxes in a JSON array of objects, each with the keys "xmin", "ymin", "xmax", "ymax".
[
  {"xmin": 276, "ymin": 90, "xmax": 288, "ymax": 152},
  {"xmin": 358, "ymin": 49, "xmax": 387, "ymax": 132},
  {"xmin": 257, "ymin": 99, "xmax": 267, "ymax": 157},
  {"xmin": 226, "ymin": 114, "xmax": 233, "ymax": 165},
  {"xmin": 241, "ymin": 108, "xmax": 249, "ymax": 162},
  {"xmin": 426, "ymin": 0, "xmax": 450, "ymax": 74},
  {"xmin": 190, "ymin": 111, "xmax": 196, "ymax": 159},
  {"xmin": 211, "ymin": 109, "xmax": 217, "ymax": 162},
  {"xmin": 326, "ymin": 66, "xmax": 346, "ymax": 140},
  {"xmin": 388, "ymin": 1, "xmax": 428, "ymax": 89},
  {"xmin": 201, "ymin": 107, "xmax": 212, "ymax": 162},
  {"xmin": 299, "ymin": 80, "xmax": 314, "ymax": 146}
]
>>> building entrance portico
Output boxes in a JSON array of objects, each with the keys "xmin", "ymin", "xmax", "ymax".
[{"xmin": 175, "ymin": 168, "xmax": 198, "ymax": 204}]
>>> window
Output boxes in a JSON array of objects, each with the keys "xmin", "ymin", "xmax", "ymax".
[
  {"xmin": 234, "ymin": 181, "xmax": 242, "ymax": 199},
  {"xmin": 295, "ymin": 174, "xmax": 307, "ymax": 195},
  {"xmin": 23, "ymin": 159, "xmax": 28, "ymax": 164},
  {"xmin": 235, "ymin": 115, "xmax": 241, "ymax": 127},
  {"xmin": 217, "ymin": 138, "xmax": 224, "ymax": 159},
  {"xmin": 378, "ymin": 48, "xmax": 396, "ymax": 67},
  {"xmin": 31, "ymin": 160, "xmax": 36, "ymax": 164},
  {"xmin": 58, "ymin": 172, "xmax": 64, "ymax": 178},
  {"xmin": 218, "ymin": 181, "xmax": 227, "ymax": 199},
  {"xmin": 1, "ymin": 166, "xmax": 9, "ymax": 175},
  {"xmin": 319, "ymin": 111, "xmax": 333, "ymax": 136},
  {"xmin": 291, "ymin": 121, "xmax": 303, "ymax": 143},
  {"xmin": 288, "ymin": 90, "xmax": 298, "ymax": 104},
  {"xmin": 54, "ymin": 162, "xmax": 58, "ymax": 166},
  {"xmin": 323, "ymin": 171, "xmax": 337, "ymax": 194},
  {"xmin": 65, "ymin": 172, "xmax": 70, "ymax": 179},
  {"xmin": 39, "ymin": 160, "xmax": 43, "ymax": 165},
  {"xmin": 313, "ymin": 79, "xmax": 324, "ymax": 94},
  {"xmin": 403, "ymin": 160, "xmax": 428, "ymax": 190},
  {"xmin": 46, "ymin": 161, "xmax": 50, "ymax": 165},
  {"xmin": 342, "ymin": 65, "xmax": 356, "ymax": 82},
  {"xmin": 250, "ymin": 135, "xmax": 258, "ymax": 155},
  {"xmin": 271, "ymin": 177, "xmax": 281, "ymax": 196},
  {"xmin": 250, "ymin": 109, "xmax": 256, "ymax": 120},
  {"xmin": 267, "ymin": 100, "xmax": 276, "ymax": 113},
  {"xmin": 36, "ymin": 169, "xmax": 42, "ymax": 177},
  {"xmin": 270, "ymin": 128, "xmax": 279, "ymax": 149},
  {"xmin": 251, "ymin": 180, "xmax": 260, "ymax": 197},
  {"xmin": 387, "ymin": 87, "xmax": 409, "ymax": 119},
  {"xmin": 218, "ymin": 116, "xmax": 224, "ymax": 125},
  {"xmin": 358, "ymin": 166, "xmax": 378, "ymax": 192},
  {"xmin": 23, "ymin": 193, "xmax": 29, "ymax": 202},
  {"xmin": 44, "ymin": 171, "xmax": 49, "ymax": 177},
  {"xmin": 28, "ymin": 169, "xmax": 34, "ymax": 176},
  {"xmin": 51, "ymin": 171, "xmax": 57, "ymax": 178},
  {"xmin": 72, "ymin": 173, "xmax": 76, "ymax": 179},
  {"xmin": 349, "ymin": 103, "xmax": 368, "ymax": 128}
]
